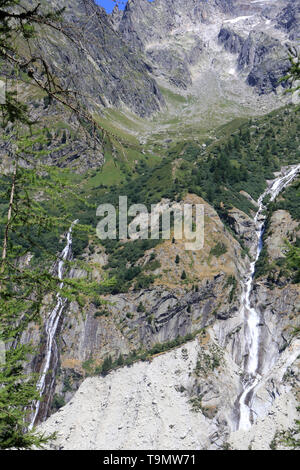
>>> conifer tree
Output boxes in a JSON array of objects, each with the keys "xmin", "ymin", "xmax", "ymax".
[{"xmin": 281, "ymin": 46, "xmax": 300, "ymax": 94}]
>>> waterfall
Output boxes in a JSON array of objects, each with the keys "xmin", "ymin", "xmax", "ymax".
[
  {"xmin": 29, "ymin": 220, "xmax": 78, "ymax": 429},
  {"xmin": 238, "ymin": 164, "xmax": 300, "ymax": 431}
]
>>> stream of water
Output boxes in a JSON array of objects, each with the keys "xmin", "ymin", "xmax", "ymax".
[
  {"xmin": 238, "ymin": 164, "xmax": 300, "ymax": 430},
  {"xmin": 29, "ymin": 220, "xmax": 78, "ymax": 429}
]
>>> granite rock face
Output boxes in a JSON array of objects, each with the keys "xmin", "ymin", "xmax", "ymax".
[
  {"xmin": 238, "ymin": 31, "xmax": 290, "ymax": 94},
  {"xmin": 114, "ymin": 0, "xmax": 297, "ymax": 95},
  {"xmin": 276, "ymin": 1, "xmax": 300, "ymax": 40},
  {"xmin": 117, "ymin": 0, "xmax": 234, "ymax": 49},
  {"xmin": 52, "ymin": 196, "xmax": 245, "ymax": 395},
  {"xmin": 218, "ymin": 28, "xmax": 245, "ymax": 55}
]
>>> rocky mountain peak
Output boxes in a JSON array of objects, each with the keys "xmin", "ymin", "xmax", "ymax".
[{"xmin": 118, "ymin": 0, "xmax": 235, "ymax": 48}]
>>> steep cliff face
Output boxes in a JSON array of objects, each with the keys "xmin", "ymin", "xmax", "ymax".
[
  {"xmin": 114, "ymin": 0, "xmax": 295, "ymax": 96},
  {"xmin": 50, "ymin": 195, "xmax": 246, "ymax": 405},
  {"xmin": 0, "ymin": 0, "xmax": 166, "ymax": 175},
  {"xmin": 249, "ymin": 180, "xmax": 300, "ymax": 379},
  {"xmin": 238, "ymin": 31, "xmax": 290, "ymax": 94},
  {"xmin": 214, "ymin": 171, "xmax": 300, "ymax": 438},
  {"xmin": 37, "ymin": 0, "xmax": 165, "ymax": 118},
  {"xmin": 117, "ymin": 0, "xmax": 234, "ymax": 49},
  {"xmin": 276, "ymin": 1, "xmax": 300, "ymax": 40},
  {"xmin": 218, "ymin": 28, "xmax": 245, "ymax": 55}
]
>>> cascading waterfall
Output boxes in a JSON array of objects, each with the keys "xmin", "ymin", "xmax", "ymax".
[
  {"xmin": 238, "ymin": 164, "xmax": 300, "ymax": 431},
  {"xmin": 29, "ymin": 220, "xmax": 78, "ymax": 429}
]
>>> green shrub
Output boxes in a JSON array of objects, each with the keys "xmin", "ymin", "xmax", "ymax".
[
  {"xmin": 137, "ymin": 302, "xmax": 146, "ymax": 313},
  {"xmin": 134, "ymin": 274, "xmax": 155, "ymax": 290},
  {"xmin": 51, "ymin": 394, "xmax": 65, "ymax": 411},
  {"xmin": 210, "ymin": 243, "xmax": 227, "ymax": 258},
  {"xmin": 94, "ymin": 310, "xmax": 109, "ymax": 318},
  {"xmin": 225, "ymin": 275, "xmax": 238, "ymax": 303},
  {"xmin": 101, "ymin": 355, "xmax": 113, "ymax": 375}
]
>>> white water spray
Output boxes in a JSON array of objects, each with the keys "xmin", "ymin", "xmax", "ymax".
[
  {"xmin": 29, "ymin": 220, "xmax": 78, "ymax": 429},
  {"xmin": 238, "ymin": 165, "xmax": 300, "ymax": 430}
]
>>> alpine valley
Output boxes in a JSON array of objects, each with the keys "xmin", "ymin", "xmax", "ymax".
[{"xmin": 2, "ymin": 0, "xmax": 300, "ymax": 451}]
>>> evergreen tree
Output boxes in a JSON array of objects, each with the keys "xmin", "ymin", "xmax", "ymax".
[
  {"xmin": 116, "ymin": 354, "xmax": 124, "ymax": 367},
  {"xmin": 101, "ymin": 356, "xmax": 113, "ymax": 375},
  {"xmin": 137, "ymin": 302, "xmax": 145, "ymax": 313},
  {"xmin": 281, "ymin": 46, "xmax": 300, "ymax": 94}
]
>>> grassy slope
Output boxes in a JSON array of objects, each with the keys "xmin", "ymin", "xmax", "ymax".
[
  {"xmin": 5, "ymin": 92, "xmax": 297, "ymax": 291},
  {"xmin": 60, "ymin": 104, "xmax": 299, "ymax": 293}
]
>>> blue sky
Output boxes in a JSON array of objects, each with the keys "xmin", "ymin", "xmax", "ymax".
[{"xmin": 95, "ymin": 1, "xmax": 127, "ymax": 13}]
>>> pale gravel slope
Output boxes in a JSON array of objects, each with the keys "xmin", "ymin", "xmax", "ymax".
[
  {"xmin": 39, "ymin": 338, "xmax": 239, "ymax": 450},
  {"xmin": 39, "ymin": 336, "xmax": 300, "ymax": 450}
]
